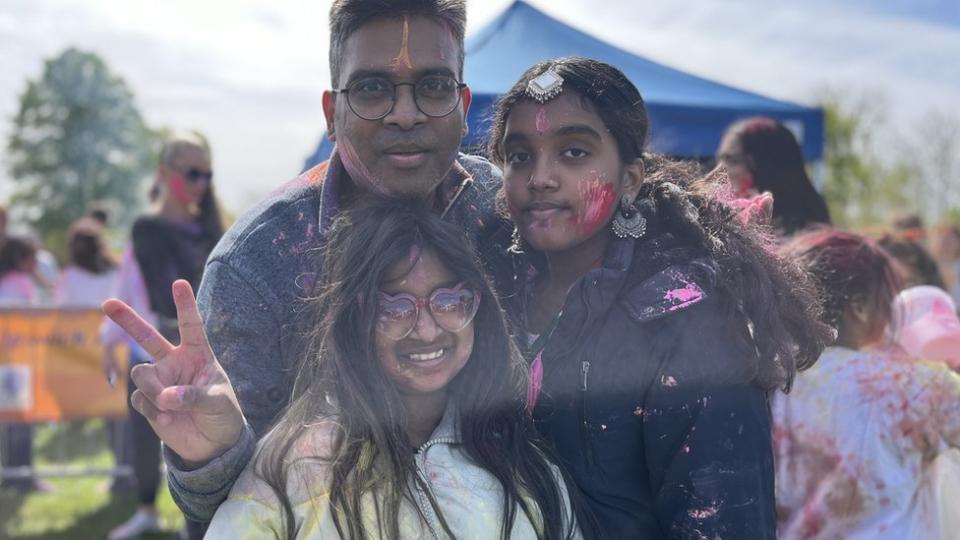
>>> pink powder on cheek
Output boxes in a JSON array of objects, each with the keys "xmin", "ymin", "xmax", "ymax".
[
  {"xmin": 168, "ymin": 175, "xmax": 194, "ymax": 207},
  {"xmin": 535, "ymin": 107, "xmax": 549, "ymax": 136},
  {"xmin": 573, "ymin": 178, "xmax": 617, "ymax": 234}
]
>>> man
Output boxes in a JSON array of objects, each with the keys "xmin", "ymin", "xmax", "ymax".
[{"xmin": 116, "ymin": 0, "xmax": 506, "ymax": 535}]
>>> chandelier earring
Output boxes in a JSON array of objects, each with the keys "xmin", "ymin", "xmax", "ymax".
[{"xmin": 611, "ymin": 195, "xmax": 647, "ymax": 239}]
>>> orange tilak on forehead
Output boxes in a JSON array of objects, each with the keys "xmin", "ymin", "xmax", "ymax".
[{"xmin": 390, "ymin": 16, "xmax": 414, "ymax": 71}]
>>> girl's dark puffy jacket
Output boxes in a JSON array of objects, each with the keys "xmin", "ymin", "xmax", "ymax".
[{"xmin": 491, "ymin": 216, "xmax": 777, "ymax": 540}]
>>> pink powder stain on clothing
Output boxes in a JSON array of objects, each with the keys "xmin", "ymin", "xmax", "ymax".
[
  {"xmin": 527, "ymin": 351, "xmax": 544, "ymax": 414},
  {"xmin": 687, "ymin": 505, "xmax": 718, "ymax": 519},
  {"xmin": 663, "ymin": 275, "xmax": 705, "ymax": 311},
  {"xmin": 288, "ymin": 223, "xmax": 316, "ymax": 255},
  {"xmin": 272, "ymin": 231, "xmax": 286, "ymax": 245},
  {"xmin": 574, "ymin": 177, "xmax": 617, "ymax": 234},
  {"xmin": 535, "ymin": 107, "xmax": 550, "ymax": 136}
]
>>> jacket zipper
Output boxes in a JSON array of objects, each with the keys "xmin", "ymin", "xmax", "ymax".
[
  {"xmin": 413, "ymin": 437, "xmax": 458, "ymax": 539},
  {"xmin": 580, "ymin": 360, "xmax": 594, "ymax": 468}
]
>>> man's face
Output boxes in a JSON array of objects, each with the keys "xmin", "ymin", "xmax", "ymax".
[{"xmin": 323, "ymin": 16, "xmax": 471, "ymax": 199}]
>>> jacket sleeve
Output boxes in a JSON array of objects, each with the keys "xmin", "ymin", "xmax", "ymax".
[
  {"xmin": 641, "ymin": 297, "xmax": 777, "ymax": 539},
  {"xmin": 205, "ymin": 470, "xmax": 286, "ymax": 539},
  {"xmin": 163, "ymin": 257, "xmax": 282, "ymax": 522}
]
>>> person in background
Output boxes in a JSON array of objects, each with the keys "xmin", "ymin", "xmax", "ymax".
[
  {"xmin": 0, "ymin": 235, "xmax": 50, "ymax": 493},
  {"xmin": 0, "ymin": 236, "xmax": 39, "ymax": 305},
  {"xmin": 774, "ymin": 228, "xmax": 960, "ymax": 539},
  {"xmin": 932, "ymin": 224, "xmax": 960, "ymax": 306},
  {"xmin": 87, "ymin": 206, "xmax": 110, "ymax": 226},
  {"xmin": 102, "ymin": 130, "xmax": 223, "ymax": 540},
  {"xmin": 877, "ymin": 233, "xmax": 947, "ymax": 290},
  {"xmin": 888, "ymin": 285, "xmax": 960, "ymax": 372},
  {"xmin": 55, "ymin": 217, "xmax": 118, "ymax": 306},
  {"xmin": 717, "ymin": 117, "xmax": 831, "ymax": 236},
  {"xmin": 52, "ymin": 215, "xmax": 135, "ymax": 492},
  {"xmin": 891, "ymin": 213, "xmax": 927, "ymax": 245}
]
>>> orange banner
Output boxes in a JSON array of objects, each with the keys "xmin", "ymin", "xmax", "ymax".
[{"xmin": 0, "ymin": 307, "xmax": 128, "ymax": 422}]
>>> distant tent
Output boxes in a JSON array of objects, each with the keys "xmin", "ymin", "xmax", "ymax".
[{"xmin": 305, "ymin": 0, "xmax": 823, "ymax": 168}]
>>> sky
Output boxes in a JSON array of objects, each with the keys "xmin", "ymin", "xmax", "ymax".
[{"xmin": 1, "ymin": 0, "xmax": 958, "ymax": 215}]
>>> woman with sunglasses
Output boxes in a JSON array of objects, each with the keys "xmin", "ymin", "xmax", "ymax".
[
  {"xmin": 104, "ymin": 200, "xmax": 586, "ymax": 539},
  {"xmin": 102, "ymin": 130, "xmax": 224, "ymax": 540}
]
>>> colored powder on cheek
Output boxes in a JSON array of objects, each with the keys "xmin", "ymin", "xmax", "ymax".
[
  {"xmin": 535, "ymin": 107, "xmax": 549, "ymax": 136},
  {"xmin": 390, "ymin": 17, "xmax": 413, "ymax": 71},
  {"xmin": 169, "ymin": 176, "xmax": 193, "ymax": 206},
  {"xmin": 574, "ymin": 178, "xmax": 617, "ymax": 233}
]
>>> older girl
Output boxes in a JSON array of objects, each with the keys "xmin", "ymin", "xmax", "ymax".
[{"xmin": 488, "ymin": 57, "xmax": 832, "ymax": 538}]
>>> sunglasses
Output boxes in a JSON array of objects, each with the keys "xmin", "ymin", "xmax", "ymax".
[
  {"xmin": 376, "ymin": 282, "xmax": 480, "ymax": 340},
  {"xmin": 176, "ymin": 167, "xmax": 213, "ymax": 185}
]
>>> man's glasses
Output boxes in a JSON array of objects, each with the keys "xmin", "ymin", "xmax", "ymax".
[
  {"xmin": 177, "ymin": 167, "xmax": 213, "ymax": 185},
  {"xmin": 376, "ymin": 282, "xmax": 480, "ymax": 340},
  {"xmin": 334, "ymin": 75, "xmax": 467, "ymax": 121}
]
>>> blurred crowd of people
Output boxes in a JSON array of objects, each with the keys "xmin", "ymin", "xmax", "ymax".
[{"xmin": 1, "ymin": 131, "xmax": 221, "ymax": 539}]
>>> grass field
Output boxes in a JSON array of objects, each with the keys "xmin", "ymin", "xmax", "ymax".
[{"xmin": 1, "ymin": 420, "xmax": 185, "ymax": 539}]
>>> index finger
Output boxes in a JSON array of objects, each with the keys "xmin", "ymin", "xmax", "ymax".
[
  {"xmin": 171, "ymin": 280, "xmax": 209, "ymax": 349},
  {"xmin": 102, "ymin": 299, "xmax": 174, "ymax": 361}
]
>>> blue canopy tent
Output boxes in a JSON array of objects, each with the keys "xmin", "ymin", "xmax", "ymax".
[{"xmin": 305, "ymin": 0, "xmax": 823, "ymax": 168}]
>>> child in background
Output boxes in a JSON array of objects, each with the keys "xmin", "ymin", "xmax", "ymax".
[
  {"xmin": 0, "ymin": 235, "xmax": 47, "ymax": 492},
  {"xmin": 55, "ymin": 217, "xmax": 118, "ymax": 307},
  {"xmin": 0, "ymin": 236, "xmax": 39, "ymax": 305},
  {"xmin": 774, "ymin": 229, "xmax": 960, "ymax": 539}
]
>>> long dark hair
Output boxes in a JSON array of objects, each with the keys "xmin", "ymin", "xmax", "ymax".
[
  {"xmin": 723, "ymin": 117, "xmax": 831, "ymax": 235},
  {"xmin": 0, "ymin": 236, "xmax": 36, "ymax": 279},
  {"xmin": 67, "ymin": 217, "xmax": 116, "ymax": 274},
  {"xmin": 489, "ymin": 57, "xmax": 833, "ymax": 390},
  {"xmin": 255, "ymin": 200, "xmax": 582, "ymax": 539}
]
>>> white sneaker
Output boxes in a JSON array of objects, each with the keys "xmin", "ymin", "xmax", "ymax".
[{"xmin": 107, "ymin": 509, "xmax": 162, "ymax": 540}]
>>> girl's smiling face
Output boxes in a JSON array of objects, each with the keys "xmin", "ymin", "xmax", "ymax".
[{"xmin": 500, "ymin": 90, "xmax": 642, "ymax": 254}]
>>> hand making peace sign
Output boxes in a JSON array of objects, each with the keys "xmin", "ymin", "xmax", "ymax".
[{"xmin": 102, "ymin": 279, "xmax": 245, "ymax": 466}]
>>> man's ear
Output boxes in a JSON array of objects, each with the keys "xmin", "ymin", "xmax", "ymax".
[
  {"xmin": 460, "ymin": 86, "xmax": 472, "ymax": 139},
  {"xmin": 322, "ymin": 91, "xmax": 336, "ymax": 141},
  {"xmin": 622, "ymin": 157, "xmax": 645, "ymax": 200}
]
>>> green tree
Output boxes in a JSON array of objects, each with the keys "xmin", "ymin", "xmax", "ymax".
[
  {"xmin": 6, "ymin": 47, "xmax": 156, "ymax": 256},
  {"xmin": 819, "ymin": 96, "xmax": 913, "ymax": 229}
]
